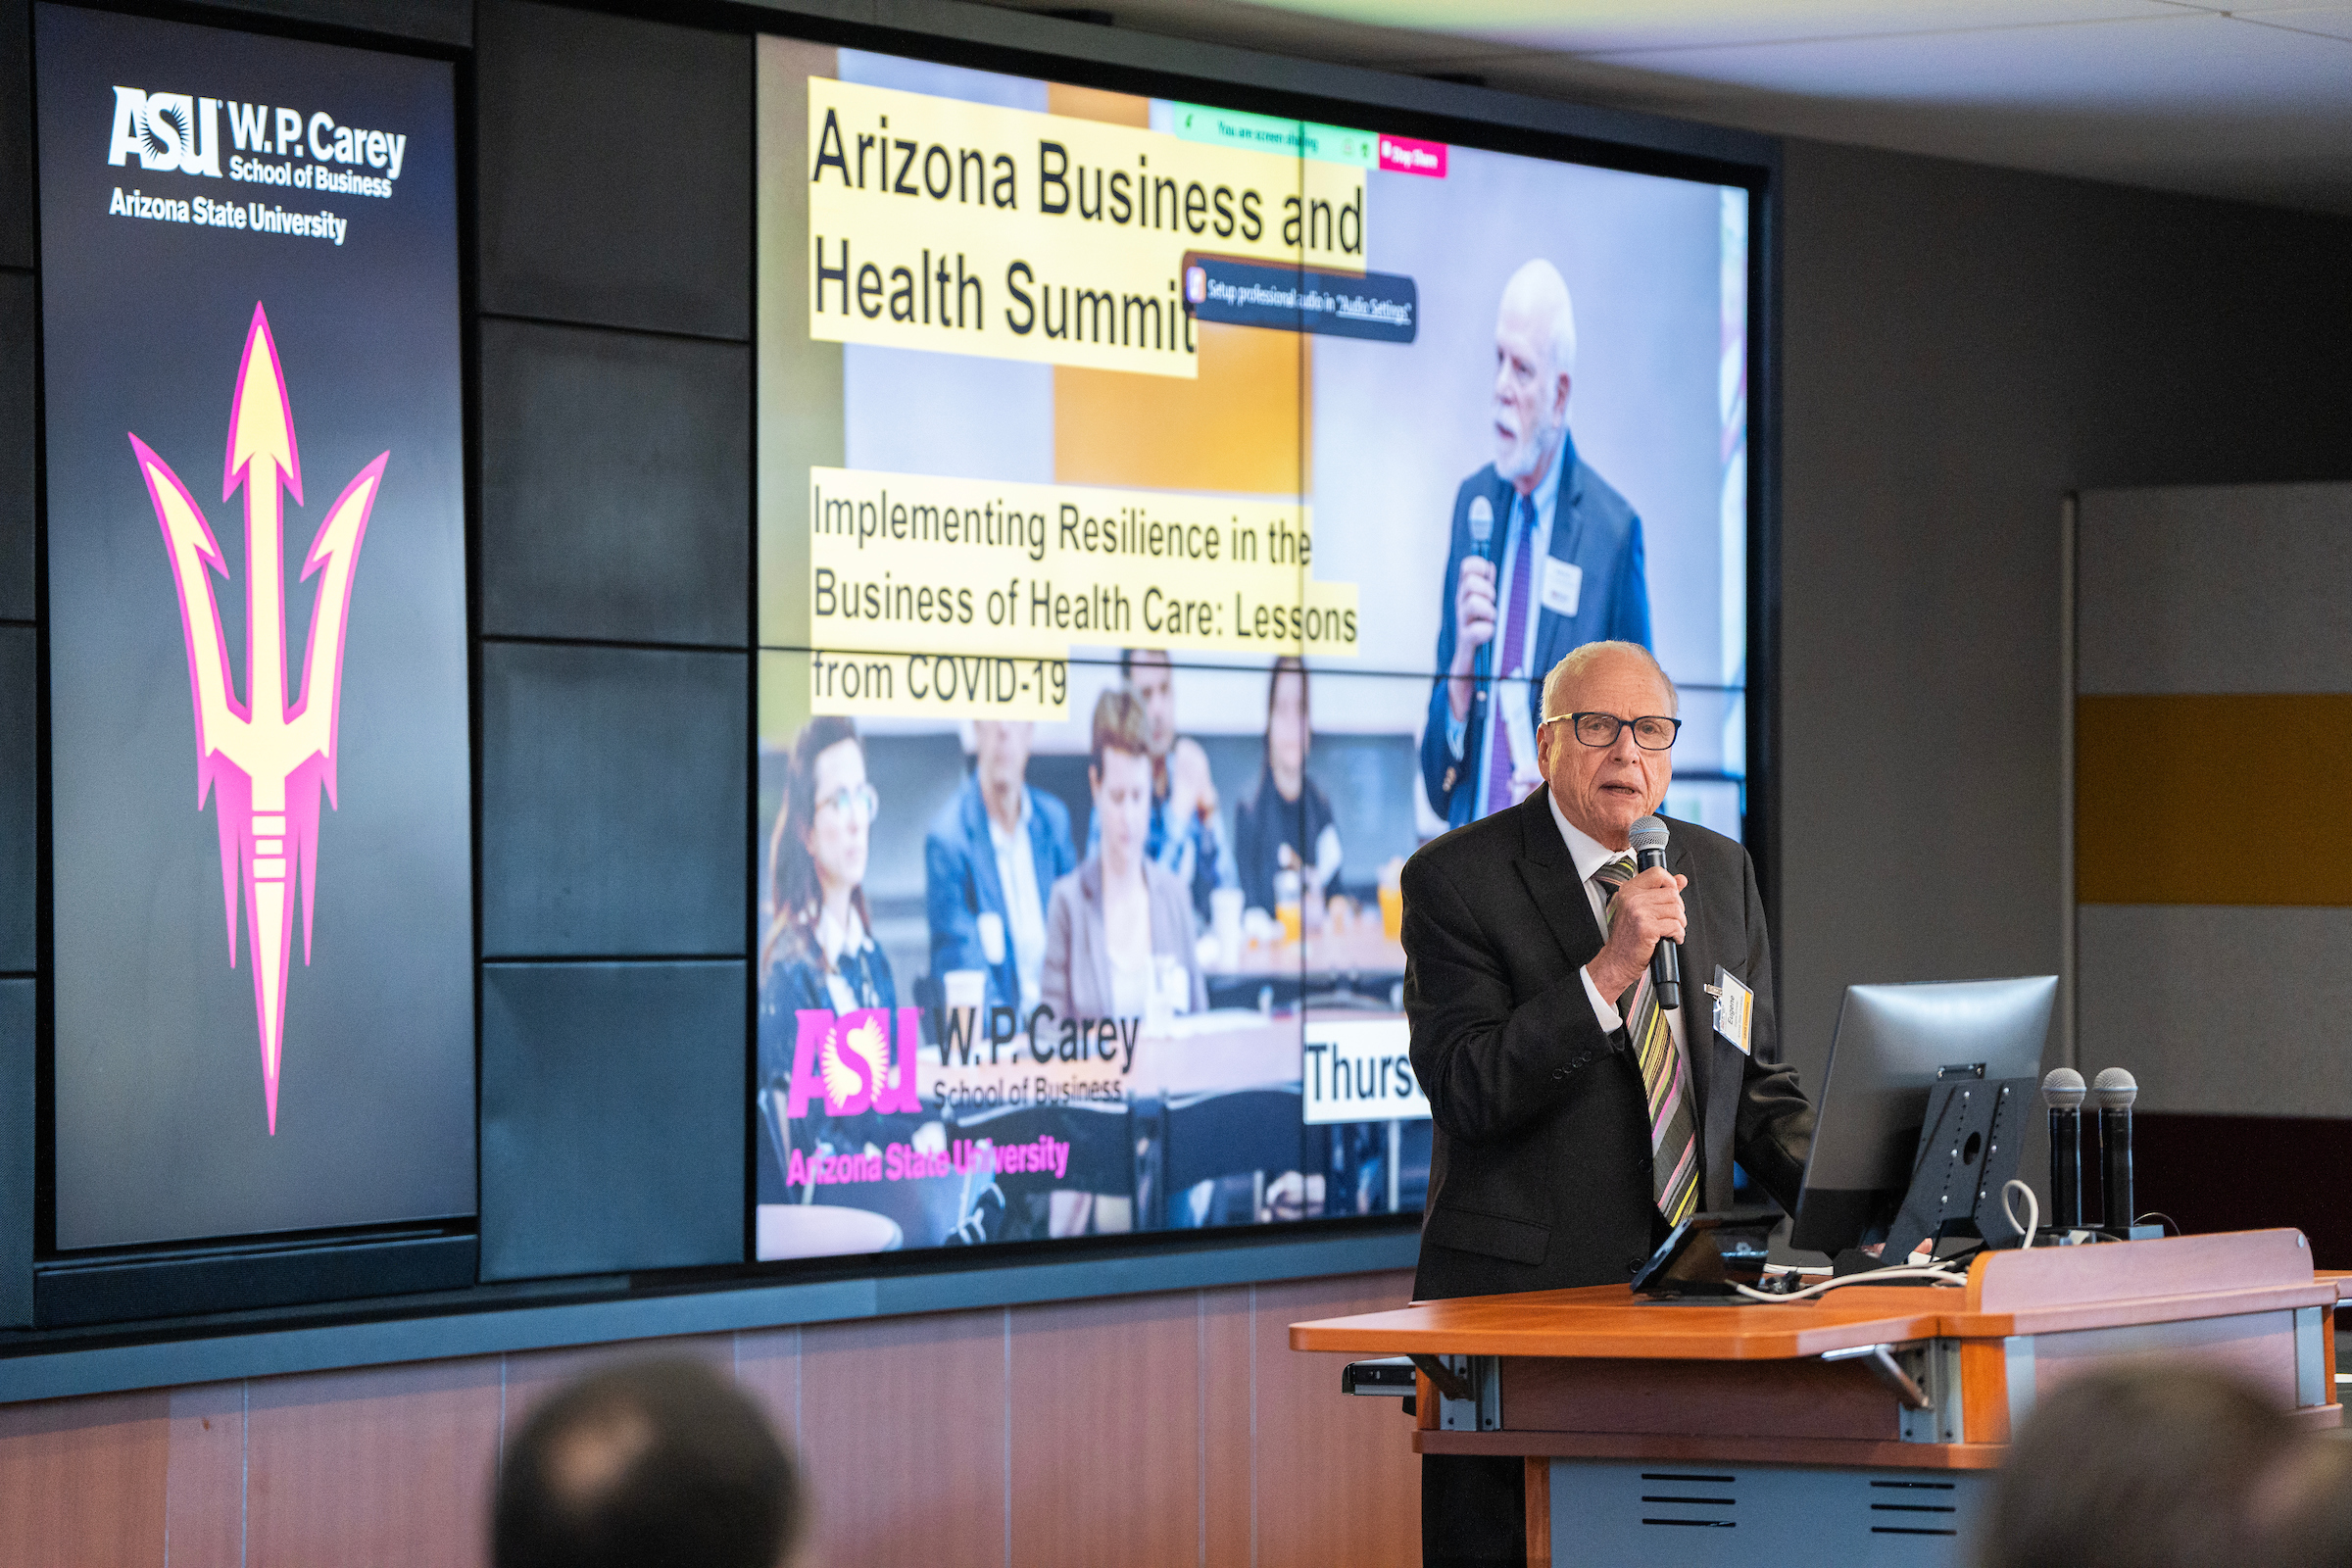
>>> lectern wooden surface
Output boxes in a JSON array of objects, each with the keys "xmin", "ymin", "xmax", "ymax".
[
  {"xmin": 1293, "ymin": 1229, "xmax": 2330, "ymax": 1362},
  {"xmin": 1293, "ymin": 1231, "xmax": 2340, "ymax": 1565}
]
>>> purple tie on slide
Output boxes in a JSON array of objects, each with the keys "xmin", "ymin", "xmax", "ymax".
[{"xmin": 1482, "ymin": 492, "xmax": 1537, "ymax": 816}]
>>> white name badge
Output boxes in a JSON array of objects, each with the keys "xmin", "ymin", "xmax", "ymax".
[
  {"xmin": 1710, "ymin": 966, "xmax": 1754, "ymax": 1055},
  {"xmin": 1542, "ymin": 558, "xmax": 1583, "ymax": 617}
]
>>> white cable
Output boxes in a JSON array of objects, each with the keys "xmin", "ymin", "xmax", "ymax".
[
  {"xmin": 1730, "ymin": 1184, "xmax": 2045, "ymax": 1305},
  {"xmin": 2002, "ymin": 1178, "xmax": 2040, "ymax": 1252},
  {"xmin": 1731, "ymin": 1264, "xmax": 1963, "ymax": 1303}
]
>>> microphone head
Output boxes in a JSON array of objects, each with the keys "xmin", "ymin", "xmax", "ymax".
[
  {"xmin": 2041, "ymin": 1067, "xmax": 2086, "ymax": 1109},
  {"xmin": 2092, "ymin": 1067, "xmax": 2138, "ymax": 1109},
  {"xmin": 1467, "ymin": 494, "xmax": 1494, "ymax": 546},
  {"xmin": 1628, "ymin": 816, "xmax": 1669, "ymax": 855}
]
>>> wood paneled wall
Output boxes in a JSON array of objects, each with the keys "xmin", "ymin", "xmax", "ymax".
[{"xmin": 0, "ymin": 1270, "xmax": 1418, "ymax": 1567}]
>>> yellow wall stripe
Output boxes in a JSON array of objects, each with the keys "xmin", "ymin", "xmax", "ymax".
[{"xmin": 2078, "ymin": 693, "xmax": 2352, "ymax": 905}]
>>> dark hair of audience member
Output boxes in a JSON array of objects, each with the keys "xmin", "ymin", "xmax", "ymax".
[
  {"xmin": 1976, "ymin": 1363, "xmax": 2305, "ymax": 1568},
  {"xmin": 2250, "ymin": 1432, "xmax": 2352, "ymax": 1568},
  {"xmin": 493, "ymin": 1358, "xmax": 804, "ymax": 1568}
]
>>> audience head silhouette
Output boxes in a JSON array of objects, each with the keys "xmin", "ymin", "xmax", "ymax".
[
  {"xmin": 1977, "ymin": 1362, "xmax": 2307, "ymax": 1568},
  {"xmin": 494, "ymin": 1358, "xmax": 803, "ymax": 1568}
]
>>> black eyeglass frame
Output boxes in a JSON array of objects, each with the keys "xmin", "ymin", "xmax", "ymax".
[{"xmin": 1540, "ymin": 711, "xmax": 1685, "ymax": 751}]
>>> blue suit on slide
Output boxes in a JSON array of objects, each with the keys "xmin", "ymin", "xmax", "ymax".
[
  {"xmin": 924, "ymin": 775, "xmax": 1077, "ymax": 1016},
  {"xmin": 1418, "ymin": 432, "xmax": 1650, "ymax": 830}
]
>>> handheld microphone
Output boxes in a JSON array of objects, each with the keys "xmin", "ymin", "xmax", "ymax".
[
  {"xmin": 1627, "ymin": 816, "xmax": 1680, "ymax": 1011},
  {"xmin": 2093, "ymin": 1067, "xmax": 2137, "ymax": 1235},
  {"xmin": 1465, "ymin": 495, "xmax": 1497, "ymax": 685},
  {"xmin": 2041, "ymin": 1067, "xmax": 2086, "ymax": 1233}
]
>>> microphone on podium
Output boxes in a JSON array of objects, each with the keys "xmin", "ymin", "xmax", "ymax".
[
  {"xmin": 1627, "ymin": 816, "xmax": 1680, "ymax": 1011},
  {"xmin": 2094, "ymin": 1067, "xmax": 2137, "ymax": 1234},
  {"xmin": 2041, "ymin": 1067, "xmax": 2086, "ymax": 1233}
]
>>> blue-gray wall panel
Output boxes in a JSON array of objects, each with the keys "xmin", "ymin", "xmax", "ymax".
[
  {"xmin": 0, "ymin": 0, "xmax": 27, "ymax": 271},
  {"xmin": 480, "ymin": 641, "xmax": 748, "ymax": 956},
  {"xmin": 0, "ymin": 627, "xmax": 30, "ymax": 974},
  {"xmin": 192, "ymin": 0, "xmax": 472, "ymax": 46},
  {"xmin": 475, "ymin": 0, "xmax": 751, "ymax": 339},
  {"xmin": 0, "ymin": 270, "xmax": 31, "ymax": 622},
  {"xmin": 479, "ymin": 319, "xmax": 750, "ymax": 647},
  {"xmin": 0, "ymin": 979, "xmax": 28, "ymax": 1327},
  {"xmin": 480, "ymin": 959, "xmax": 745, "ymax": 1279}
]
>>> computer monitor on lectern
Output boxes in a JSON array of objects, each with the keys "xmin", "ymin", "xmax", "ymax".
[{"xmin": 1788, "ymin": 976, "xmax": 2058, "ymax": 1256}]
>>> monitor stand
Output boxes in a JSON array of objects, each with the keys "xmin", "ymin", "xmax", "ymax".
[{"xmin": 1880, "ymin": 1072, "xmax": 2035, "ymax": 1266}]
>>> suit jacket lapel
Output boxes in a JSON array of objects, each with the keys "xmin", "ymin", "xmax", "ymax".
[
  {"xmin": 1532, "ymin": 455, "xmax": 1588, "ymax": 690},
  {"xmin": 1671, "ymin": 829, "xmax": 1745, "ymax": 1209},
  {"xmin": 1511, "ymin": 792, "xmax": 1604, "ymax": 971},
  {"xmin": 1669, "ymin": 834, "xmax": 1716, "ymax": 1113}
]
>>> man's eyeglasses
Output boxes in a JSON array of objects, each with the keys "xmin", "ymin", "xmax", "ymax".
[
  {"xmin": 814, "ymin": 782, "xmax": 881, "ymax": 824},
  {"xmin": 1542, "ymin": 712, "xmax": 1683, "ymax": 752}
]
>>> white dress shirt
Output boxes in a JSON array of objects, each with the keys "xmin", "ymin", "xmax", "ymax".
[
  {"xmin": 986, "ymin": 793, "xmax": 1049, "ymax": 1009},
  {"xmin": 1545, "ymin": 791, "xmax": 1689, "ymax": 1065},
  {"xmin": 814, "ymin": 904, "xmax": 874, "ymax": 1015}
]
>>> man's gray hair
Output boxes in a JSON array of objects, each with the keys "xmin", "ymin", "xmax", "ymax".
[{"xmin": 1541, "ymin": 641, "xmax": 1678, "ymax": 723}]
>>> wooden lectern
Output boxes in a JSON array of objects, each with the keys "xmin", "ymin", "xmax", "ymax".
[{"xmin": 1292, "ymin": 1231, "xmax": 2341, "ymax": 1566}]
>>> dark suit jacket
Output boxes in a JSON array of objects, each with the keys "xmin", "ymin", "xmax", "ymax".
[
  {"xmin": 1418, "ymin": 439, "xmax": 1651, "ymax": 829},
  {"xmin": 1401, "ymin": 791, "xmax": 1812, "ymax": 1299},
  {"xmin": 923, "ymin": 776, "xmax": 1078, "ymax": 1015}
]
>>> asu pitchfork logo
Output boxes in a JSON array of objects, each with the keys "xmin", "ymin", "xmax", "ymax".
[{"xmin": 128, "ymin": 303, "xmax": 383, "ymax": 1133}]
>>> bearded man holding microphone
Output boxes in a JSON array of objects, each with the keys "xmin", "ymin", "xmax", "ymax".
[
  {"xmin": 1400, "ymin": 640, "xmax": 1816, "ymax": 1568},
  {"xmin": 1419, "ymin": 258, "xmax": 1654, "ymax": 831}
]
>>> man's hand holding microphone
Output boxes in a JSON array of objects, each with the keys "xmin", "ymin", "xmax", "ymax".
[
  {"xmin": 1585, "ymin": 865, "xmax": 1686, "ymax": 1007},
  {"xmin": 1445, "ymin": 554, "xmax": 1497, "ymax": 722}
]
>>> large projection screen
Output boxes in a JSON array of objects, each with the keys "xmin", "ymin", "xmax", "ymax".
[{"xmin": 753, "ymin": 42, "xmax": 1754, "ymax": 1259}]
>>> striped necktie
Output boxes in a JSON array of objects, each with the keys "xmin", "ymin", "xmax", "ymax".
[
  {"xmin": 1480, "ymin": 492, "xmax": 1538, "ymax": 816},
  {"xmin": 1593, "ymin": 856, "xmax": 1700, "ymax": 1226}
]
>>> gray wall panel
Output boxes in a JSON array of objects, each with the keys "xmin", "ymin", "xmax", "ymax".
[
  {"xmin": 2079, "ymin": 482, "xmax": 2352, "ymax": 695},
  {"xmin": 0, "ymin": 627, "xmax": 29, "ymax": 974},
  {"xmin": 2078, "ymin": 905, "xmax": 2352, "ymax": 1118},
  {"xmin": 177, "ymin": 0, "xmax": 471, "ymax": 45},
  {"xmin": 479, "ymin": 319, "xmax": 750, "ymax": 647},
  {"xmin": 0, "ymin": 270, "xmax": 31, "ymax": 622},
  {"xmin": 480, "ymin": 642, "xmax": 748, "ymax": 956},
  {"xmin": 0, "ymin": 0, "xmax": 27, "ymax": 271},
  {"xmin": 480, "ymin": 960, "xmax": 745, "ymax": 1279},
  {"xmin": 0, "ymin": 979, "xmax": 27, "ymax": 1327},
  {"xmin": 1776, "ymin": 140, "xmax": 2352, "ymax": 1097},
  {"xmin": 476, "ymin": 0, "xmax": 751, "ymax": 338}
]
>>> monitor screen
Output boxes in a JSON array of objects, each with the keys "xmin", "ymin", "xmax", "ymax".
[
  {"xmin": 1789, "ymin": 976, "xmax": 2057, "ymax": 1256},
  {"xmin": 750, "ymin": 42, "xmax": 1757, "ymax": 1257}
]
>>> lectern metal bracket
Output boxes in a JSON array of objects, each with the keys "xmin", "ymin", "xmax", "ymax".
[
  {"xmin": 1823, "ymin": 1340, "xmax": 1965, "ymax": 1443},
  {"xmin": 1416, "ymin": 1353, "xmax": 1500, "ymax": 1432}
]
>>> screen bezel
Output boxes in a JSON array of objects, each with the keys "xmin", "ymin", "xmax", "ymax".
[{"xmin": 735, "ymin": 3, "xmax": 1783, "ymax": 1273}]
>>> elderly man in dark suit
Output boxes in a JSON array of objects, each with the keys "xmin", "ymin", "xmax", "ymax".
[
  {"xmin": 1419, "ymin": 258, "xmax": 1652, "ymax": 831},
  {"xmin": 1400, "ymin": 639, "xmax": 1814, "ymax": 1567}
]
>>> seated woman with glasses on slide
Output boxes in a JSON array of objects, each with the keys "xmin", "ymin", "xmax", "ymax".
[
  {"xmin": 757, "ymin": 716, "xmax": 915, "ymax": 1204},
  {"xmin": 760, "ymin": 715, "xmax": 893, "ymax": 1020}
]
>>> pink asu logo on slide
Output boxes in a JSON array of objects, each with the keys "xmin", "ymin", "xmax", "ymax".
[
  {"xmin": 127, "ymin": 303, "xmax": 383, "ymax": 1133},
  {"xmin": 1378, "ymin": 134, "xmax": 1446, "ymax": 177}
]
